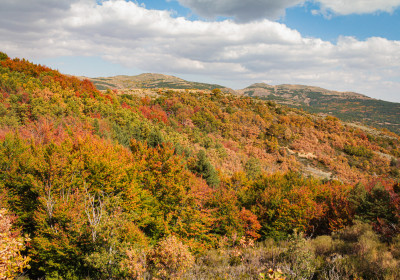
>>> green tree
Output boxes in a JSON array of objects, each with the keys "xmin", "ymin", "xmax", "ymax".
[
  {"xmin": 0, "ymin": 52, "xmax": 8, "ymax": 61},
  {"xmin": 350, "ymin": 182, "xmax": 398, "ymax": 240},
  {"xmin": 244, "ymin": 157, "xmax": 261, "ymax": 180},
  {"xmin": 147, "ymin": 128, "xmax": 164, "ymax": 148},
  {"xmin": 192, "ymin": 150, "xmax": 220, "ymax": 187}
]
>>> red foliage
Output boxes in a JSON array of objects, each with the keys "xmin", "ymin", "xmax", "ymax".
[
  {"xmin": 312, "ymin": 183, "xmax": 354, "ymax": 235},
  {"xmin": 139, "ymin": 105, "xmax": 169, "ymax": 124},
  {"xmin": 222, "ymin": 140, "xmax": 239, "ymax": 152},
  {"xmin": 91, "ymin": 113, "xmax": 102, "ymax": 119},
  {"xmin": 1, "ymin": 91, "xmax": 9, "ymax": 100},
  {"xmin": 121, "ymin": 102, "xmax": 132, "ymax": 110},
  {"xmin": 103, "ymin": 94, "xmax": 114, "ymax": 104},
  {"xmin": 364, "ymin": 178, "xmax": 396, "ymax": 192},
  {"xmin": 1, "ymin": 58, "xmax": 52, "ymax": 77},
  {"xmin": 193, "ymin": 106, "xmax": 201, "ymax": 113},
  {"xmin": 21, "ymin": 91, "xmax": 30, "ymax": 103},
  {"xmin": 19, "ymin": 118, "xmax": 68, "ymax": 145},
  {"xmin": 239, "ymin": 208, "xmax": 261, "ymax": 239}
]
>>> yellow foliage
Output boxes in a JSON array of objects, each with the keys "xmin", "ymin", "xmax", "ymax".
[
  {"xmin": 0, "ymin": 208, "xmax": 30, "ymax": 280},
  {"xmin": 147, "ymin": 235, "xmax": 195, "ymax": 279}
]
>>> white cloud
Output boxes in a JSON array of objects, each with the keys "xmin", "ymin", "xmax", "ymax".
[
  {"xmin": 1, "ymin": 0, "xmax": 400, "ymax": 102},
  {"xmin": 317, "ymin": 0, "xmax": 400, "ymax": 15}
]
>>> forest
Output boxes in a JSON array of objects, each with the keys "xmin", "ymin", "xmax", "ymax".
[{"xmin": 0, "ymin": 52, "xmax": 400, "ymax": 279}]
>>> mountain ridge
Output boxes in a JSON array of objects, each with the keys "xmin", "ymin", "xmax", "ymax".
[
  {"xmin": 86, "ymin": 73, "xmax": 235, "ymax": 93},
  {"xmin": 238, "ymin": 82, "xmax": 400, "ymax": 134},
  {"xmin": 86, "ymin": 73, "xmax": 400, "ymax": 134},
  {"xmin": 242, "ymin": 82, "xmax": 372, "ymax": 100}
]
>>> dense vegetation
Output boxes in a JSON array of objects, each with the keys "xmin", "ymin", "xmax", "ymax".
[
  {"xmin": 0, "ymin": 52, "xmax": 400, "ymax": 279},
  {"xmin": 243, "ymin": 84, "xmax": 400, "ymax": 135}
]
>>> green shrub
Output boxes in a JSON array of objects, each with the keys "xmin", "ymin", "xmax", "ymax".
[
  {"xmin": 390, "ymin": 235, "xmax": 400, "ymax": 258},
  {"xmin": 344, "ymin": 145, "xmax": 373, "ymax": 158},
  {"xmin": 245, "ymin": 157, "xmax": 261, "ymax": 180},
  {"xmin": 279, "ymin": 232, "xmax": 317, "ymax": 279},
  {"xmin": 332, "ymin": 222, "xmax": 400, "ymax": 279},
  {"xmin": 312, "ymin": 235, "xmax": 334, "ymax": 256}
]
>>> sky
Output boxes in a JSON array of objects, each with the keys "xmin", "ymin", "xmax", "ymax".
[{"xmin": 1, "ymin": 0, "xmax": 400, "ymax": 102}]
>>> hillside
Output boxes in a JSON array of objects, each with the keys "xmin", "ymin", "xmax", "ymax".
[
  {"xmin": 88, "ymin": 73, "xmax": 234, "ymax": 93},
  {"xmin": 238, "ymin": 83, "xmax": 400, "ymax": 134},
  {"xmin": 1, "ymin": 52, "xmax": 400, "ymax": 279},
  {"xmin": 90, "ymin": 75, "xmax": 400, "ymax": 134}
]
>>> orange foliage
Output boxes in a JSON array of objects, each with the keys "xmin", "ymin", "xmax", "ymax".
[
  {"xmin": 139, "ymin": 105, "xmax": 169, "ymax": 124},
  {"xmin": 239, "ymin": 208, "xmax": 261, "ymax": 239}
]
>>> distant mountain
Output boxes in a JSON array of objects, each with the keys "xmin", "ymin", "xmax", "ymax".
[
  {"xmin": 88, "ymin": 74, "xmax": 400, "ymax": 134},
  {"xmin": 87, "ymin": 73, "xmax": 234, "ymax": 93},
  {"xmin": 238, "ymin": 83, "xmax": 400, "ymax": 134}
]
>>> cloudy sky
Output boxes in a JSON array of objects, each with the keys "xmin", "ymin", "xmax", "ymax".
[{"xmin": 1, "ymin": 0, "xmax": 400, "ymax": 102}]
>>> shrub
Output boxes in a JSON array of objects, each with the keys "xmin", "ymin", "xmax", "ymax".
[
  {"xmin": 332, "ymin": 222, "xmax": 400, "ymax": 279},
  {"xmin": 312, "ymin": 235, "xmax": 334, "ymax": 256},
  {"xmin": 260, "ymin": 268, "xmax": 287, "ymax": 280},
  {"xmin": 344, "ymin": 145, "xmax": 373, "ymax": 158},
  {"xmin": 350, "ymin": 183, "xmax": 399, "ymax": 241},
  {"xmin": 279, "ymin": 232, "xmax": 317, "ymax": 279},
  {"xmin": 147, "ymin": 235, "xmax": 195, "ymax": 279},
  {"xmin": 121, "ymin": 247, "xmax": 148, "ymax": 279},
  {"xmin": 390, "ymin": 235, "xmax": 400, "ymax": 258}
]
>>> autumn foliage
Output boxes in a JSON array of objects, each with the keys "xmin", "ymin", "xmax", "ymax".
[
  {"xmin": 0, "ymin": 208, "xmax": 30, "ymax": 280},
  {"xmin": 0, "ymin": 52, "xmax": 399, "ymax": 278}
]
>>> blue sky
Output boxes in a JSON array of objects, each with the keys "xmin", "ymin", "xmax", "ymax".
[
  {"xmin": 140, "ymin": 0, "xmax": 400, "ymax": 42},
  {"xmin": 1, "ymin": 0, "xmax": 400, "ymax": 102},
  {"xmin": 283, "ymin": 4, "xmax": 400, "ymax": 42}
]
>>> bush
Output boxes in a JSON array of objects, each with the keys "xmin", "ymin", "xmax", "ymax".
[
  {"xmin": 350, "ymin": 183, "xmax": 399, "ymax": 241},
  {"xmin": 312, "ymin": 235, "xmax": 334, "ymax": 256},
  {"xmin": 279, "ymin": 232, "xmax": 317, "ymax": 279},
  {"xmin": 390, "ymin": 235, "xmax": 400, "ymax": 258},
  {"xmin": 332, "ymin": 222, "xmax": 400, "ymax": 279},
  {"xmin": 147, "ymin": 235, "xmax": 195, "ymax": 279},
  {"xmin": 121, "ymin": 247, "xmax": 148, "ymax": 279},
  {"xmin": 344, "ymin": 145, "xmax": 373, "ymax": 158}
]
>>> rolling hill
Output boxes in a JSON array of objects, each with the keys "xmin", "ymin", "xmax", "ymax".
[
  {"xmin": 238, "ymin": 83, "xmax": 400, "ymax": 134},
  {"xmin": 87, "ymin": 73, "xmax": 234, "ymax": 92},
  {"xmin": 88, "ymin": 74, "xmax": 400, "ymax": 134}
]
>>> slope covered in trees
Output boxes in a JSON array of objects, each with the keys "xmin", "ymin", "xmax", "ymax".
[
  {"xmin": 239, "ymin": 83, "xmax": 400, "ymax": 134},
  {"xmin": 0, "ymin": 52, "xmax": 400, "ymax": 279}
]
